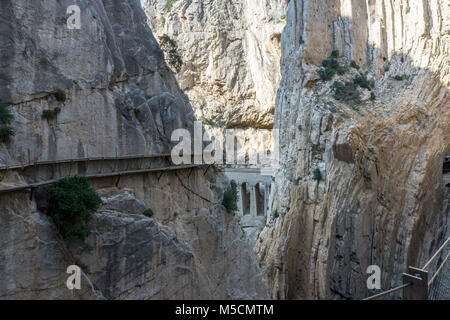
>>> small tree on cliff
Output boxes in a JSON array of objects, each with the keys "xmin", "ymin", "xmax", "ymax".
[
  {"xmin": 0, "ymin": 99, "xmax": 15, "ymax": 143},
  {"xmin": 46, "ymin": 176, "xmax": 102, "ymax": 249},
  {"xmin": 159, "ymin": 34, "xmax": 183, "ymax": 73}
]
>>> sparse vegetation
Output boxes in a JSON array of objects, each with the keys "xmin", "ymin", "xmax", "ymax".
[
  {"xmin": 313, "ymin": 168, "xmax": 322, "ymax": 181},
  {"xmin": 42, "ymin": 108, "xmax": 61, "ymax": 120},
  {"xmin": 370, "ymin": 92, "xmax": 376, "ymax": 101},
  {"xmin": 394, "ymin": 75, "xmax": 405, "ymax": 81},
  {"xmin": 159, "ymin": 34, "xmax": 183, "ymax": 73},
  {"xmin": 165, "ymin": 0, "xmax": 179, "ymax": 11},
  {"xmin": 353, "ymin": 73, "xmax": 375, "ymax": 90},
  {"xmin": 199, "ymin": 116, "xmax": 214, "ymax": 126},
  {"xmin": 54, "ymin": 90, "xmax": 66, "ymax": 102},
  {"xmin": 134, "ymin": 107, "xmax": 142, "ymax": 117},
  {"xmin": 0, "ymin": 99, "xmax": 15, "ymax": 143},
  {"xmin": 222, "ymin": 181, "xmax": 238, "ymax": 212},
  {"xmin": 272, "ymin": 210, "xmax": 280, "ymax": 220},
  {"xmin": 332, "ymin": 81, "xmax": 361, "ymax": 104},
  {"xmin": 0, "ymin": 127, "xmax": 15, "ymax": 143},
  {"xmin": 317, "ymin": 51, "xmax": 349, "ymax": 81},
  {"xmin": 45, "ymin": 176, "xmax": 102, "ymax": 249},
  {"xmin": 143, "ymin": 208, "xmax": 154, "ymax": 218},
  {"xmin": 350, "ymin": 60, "xmax": 360, "ymax": 70}
]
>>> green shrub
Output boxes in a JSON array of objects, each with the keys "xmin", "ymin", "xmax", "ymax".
[
  {"xmin": 394, "ymin": 75, "xmax": 405, "ymax": 81},
  {"xmin": 330, "ymin": 50, "xmax": 339, "ymax": 58},
  {"xmin": 332, "ymin": 81, "xmax": 361, "ymax": 104},
  {"xmin": 222, "ymin": 181, "xmax": 238, "ymax": 212},
  {"xmin": 0, "ymin": 126, "xmax": 15, "ymax": 143},
  {"xmin": 159, "ymin": 34, "xmax": 183, "ymax": 73},
  {"xmin": 272, "ymin": 210, "xmax": 280, "ymax": 220},
  {"xmin": 317, "ymin": 55, "xmax": 348, "ymax": 81},
  {"xmin": 350, "ymin": 60, "xmax": 360, "ymax": 70},
  {"xmin": 0, "ymin": 100, "xmax": 14, "ymax": 143},
  {"xmin": 406, "ymin": 6, "xmax": 411, "ymax": 14},
  {"xmin": 165, "ymin": 0, "xmax": 178, "ymax": 11},
  {"xmin": 42, "ymin": 108, "xmax": 61, "ymax": 120},
  {"xmin": 313, "ymin": 168, "xmax": 322, "ymax": 181},
  {"xmin": 45, "ymin": 176, "xmax": 102, "ymax": 249},
  {"xmin": 54, "ymin": 90, "xmax": 66, "ymax": 102},
  {"xmin": 353, "ymin": 74, "xmax": 375, "ymax": 90},
  {"xmin": 134, "ymin": 107, "xmax": 142, "ymax": 117},
  {"xmin": 0, "ymin": 99, "xmax": 13, "ymax": 125},
  {"xmin": 370, "ymin": 92, "xmax": 376, "ymax": 101},
  {"xmin": 199, "ymin": 116, "xmax": 214, "ymax": 126},
  {"xmin": 143, "ymin": 208, "xmax": 154, "ymax": 218}
]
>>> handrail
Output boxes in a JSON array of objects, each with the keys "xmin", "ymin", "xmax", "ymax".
[
  {"xmin": 0, "ymin": 164, "xmax": 206, "ymax": 194},
  {"xmin": 363, "ymin": 282, "xmax": 412, "ymax": 300},
  {"xmin": 423, "ymin": 237, "xmax": 450, "ymax": 270},
  {"xmin": 0, "ymin": 153, "xmax": 176, "ymax": 171},
  {"xmin": 428, "ymin": 251, "xmax": 450, "ymax": 286}
]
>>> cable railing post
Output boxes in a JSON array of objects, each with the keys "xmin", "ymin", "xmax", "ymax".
[{"xmin": 403, "ymin": 266, "xmax": 428, "ymax": 300}]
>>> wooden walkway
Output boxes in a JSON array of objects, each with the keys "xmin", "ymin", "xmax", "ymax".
[{"xmin": 0, "ymin": 154, "xmax": 207, "ymax": 195}]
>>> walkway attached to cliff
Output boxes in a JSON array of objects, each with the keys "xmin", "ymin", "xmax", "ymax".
[{"xmin": 0, "ymin": 153, "xmax": 208, "ymax": 195}]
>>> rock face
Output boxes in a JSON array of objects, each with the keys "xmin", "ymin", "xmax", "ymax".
[
  {"xmin": 256, "ymin": 0, "xmax": 449, "ymax": 299},
  {"xmin": 144, "ymin": 0, "xmax": 289, "ymax": 129},
  {"xmin": 0, "ymin": 0, "xmax": 194, "ymax": 165},
  {"xmin": 0, "ymin": 184, "xmax": 268, "ymax": 299},
  {"xmin": 0, "ymin": 0, "xmax": 267, "ymax": 300}
]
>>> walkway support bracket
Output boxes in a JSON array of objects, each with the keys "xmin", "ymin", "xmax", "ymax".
[{"xmin": 403, "ymin": 266, "xmax": 428, "ymax": 300}]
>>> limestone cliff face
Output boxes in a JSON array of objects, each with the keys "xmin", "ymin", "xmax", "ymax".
[
  {"xmin": 0, "ymin": 0, "xmax": 194, "ymax": 165},
  {"xmin": 256, "ymin": 0, "xmax": 449, "ymax": 299},
  {"xmin": 144, "ymin": 0, "xmax": 289, "ymax": 129},
  {"xmin": 0, "ymin": 0, "xmax": 267, "ymax": 299}
]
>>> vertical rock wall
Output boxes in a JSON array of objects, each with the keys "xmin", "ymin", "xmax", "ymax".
[
  {"xmin": 144, "ymin": 0, "xmax": 289, "ymax": 129},
  {"xmin": 257, "ymin": 0, "xmax": 449, "ymax": 299}
]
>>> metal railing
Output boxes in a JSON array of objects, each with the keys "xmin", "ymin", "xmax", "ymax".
[{"xmin": 364, "ymin": 236, "xmax": 450, "ymax": 300}]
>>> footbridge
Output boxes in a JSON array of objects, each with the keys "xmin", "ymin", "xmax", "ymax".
[{"xmin": 222, "ymin": 167, "xmax": 273, "ymax": 238}]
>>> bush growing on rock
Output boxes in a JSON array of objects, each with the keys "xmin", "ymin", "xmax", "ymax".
[
  {"xmin": 332, "ymin": 81, "xmax": 361, "ymax": 104},
  {"xmin": 317, "ymin": 52, "xmax": 348, "ymax": 81},
  {"xmin": 45, "ymin": 176, "xmax": 102, "ymax": 249},
  {"xmin": 41, "ymin": 108, "xmax": 61, "ymax": 120},
  {"xmin": 159, "ymin": 34, "xmax": 183, "ymax": 73},
  {"xmin": 272, "ymin": 210, "xmax": 280, "ymax": 220},
  {"xmin": 313, "ymin": 168, "xmax": 322, "ymax": 181},
  {"xmin": 143, "ymin": 208, "xmax": 154, "ymax": 218},
  {"xmin": 222, "ymin": 181, "xmax": 238, "ymax": 212},
  {"xmin": 54, "ymin": 90, "xmax": 66, "ymax": 102},
  {"xmin": 353, "ymin": 73, "xmax": 375, "ymax": 90},
  {"xmin": 165, "ymin": 0, "xmax": 179, "ymax": 11},
  {"xmin": 0, "ymin": 99, "xmax": 15, "ymax": 143}
]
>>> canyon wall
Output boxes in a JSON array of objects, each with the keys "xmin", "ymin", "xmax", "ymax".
[
  {"xmin": 144, "ymin": 0, "xmax": 289, "ymax": 129},
  {"xmin": 256, "ymin": 0, "xmax": 449, "ymax": 299},
  {"xmin": 0, "ymin": 0, "xmax": 267, "ymax": 299}
]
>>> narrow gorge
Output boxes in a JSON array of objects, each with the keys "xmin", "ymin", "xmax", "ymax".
[{"xmin": 0, "ymin": 0, "xmax": 448, "ymax": 301}]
